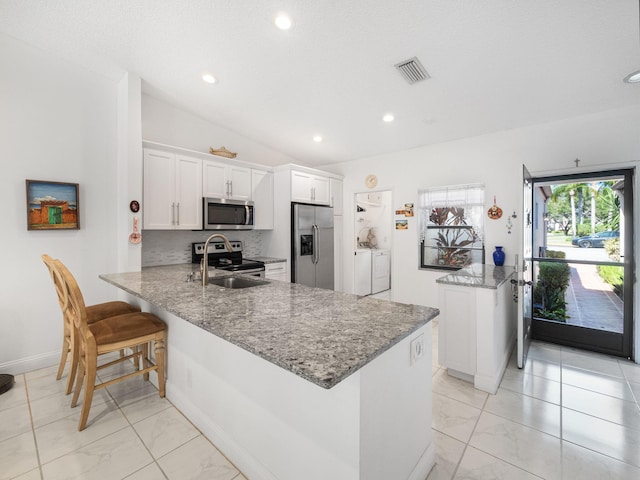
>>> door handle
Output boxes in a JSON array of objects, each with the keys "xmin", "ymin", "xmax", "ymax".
[{"xmin": 312, "ymin": 224, "xmax": 319, "ymax": 264}]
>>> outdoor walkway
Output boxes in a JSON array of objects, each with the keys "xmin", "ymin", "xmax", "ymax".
[{"xmin": 565, "ymin": 263, "xmax": 624, "ymax": 333}]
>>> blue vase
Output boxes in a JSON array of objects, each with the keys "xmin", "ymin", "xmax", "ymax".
[{"xmin": 492, "ymin": 246, "xmax": 505, "ymax": 266}]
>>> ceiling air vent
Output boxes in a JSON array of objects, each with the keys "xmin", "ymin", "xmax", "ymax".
[{"xmin": 394, "ymin": 57, "xmax": 430, "ymax": 84}]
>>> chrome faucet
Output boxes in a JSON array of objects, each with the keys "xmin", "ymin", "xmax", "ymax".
[{"xmin": 201, "ymin": 233, "xmax": 234, "ymax": 286}]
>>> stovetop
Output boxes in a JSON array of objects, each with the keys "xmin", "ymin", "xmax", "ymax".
[{"xmin": 191, "ymin": 241, "xmax": 264, "ymax": 271}]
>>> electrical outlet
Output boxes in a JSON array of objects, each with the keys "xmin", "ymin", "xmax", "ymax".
[{"xmin": 410, "ymin": 334, "xmax": 424, "ymax": 365}]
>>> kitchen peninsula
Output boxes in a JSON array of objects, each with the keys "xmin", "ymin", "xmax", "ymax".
[
  {"xmin": 101, "ymin": 264, "xmax": 439, "ymax": 480},
  {"xmin": 436, "ymin": 264, "xmax": 516, "ymax": 394}
]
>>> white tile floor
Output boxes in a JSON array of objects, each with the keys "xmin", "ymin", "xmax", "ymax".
[
  {"xmin": 428, "ymin": 319, "xmax": 640, "ymax": 480},
  {"xmin": 2, "ymin": 321, "xmax": 640, "ymax": 480}
]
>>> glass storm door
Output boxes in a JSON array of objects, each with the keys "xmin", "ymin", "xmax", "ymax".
[
  {"xmin": 531, "ymin": 169, "xmax": 633, "ymax": 359},
  {"xmin": 517, "ymin": 165, "xmax": 534, "ymax": 368}
]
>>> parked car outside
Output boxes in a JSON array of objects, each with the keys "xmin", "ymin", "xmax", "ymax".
[{"xmin": 571, "ymin": 231, "xmax": 619, "ymax": 248}]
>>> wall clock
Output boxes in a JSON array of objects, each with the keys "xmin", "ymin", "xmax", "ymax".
[{"xmin": 365, "ymin": 174, "xmax": 378, "ymax": 189}]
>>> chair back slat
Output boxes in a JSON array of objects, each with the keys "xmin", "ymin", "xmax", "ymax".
[
  {"xmin": 51, "ymin": 259, "xmax": 94, "ymax": 348},
  {"xmin": 42, "ymin": 254, "xmax": 69, "ymax": 314}
]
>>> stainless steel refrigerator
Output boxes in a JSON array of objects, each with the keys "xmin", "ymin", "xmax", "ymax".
[{"xmin": 292, "ymin": 203, "xmax": 334, "ymax": 289}]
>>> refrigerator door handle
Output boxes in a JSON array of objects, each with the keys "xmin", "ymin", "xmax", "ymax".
[{"xmin": 312, "ymin": 224, "xmax": 319, "ymax": 264}]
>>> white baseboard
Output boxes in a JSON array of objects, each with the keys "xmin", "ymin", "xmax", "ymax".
[
  {"xmin": 408, "ymin": 442, "xmax": 436, "ymax": 480},
  {"xmin": 0, "ymin": 351, "xmax": 59, "ymax": 375}
]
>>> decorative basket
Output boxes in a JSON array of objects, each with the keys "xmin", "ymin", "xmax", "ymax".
[{"xmin": 209, "ymin": 146, "xmax": 237, "ymax": 158}]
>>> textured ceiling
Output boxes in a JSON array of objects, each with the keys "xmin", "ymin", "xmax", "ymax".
[{"xmin": 1, "ymin": 0, "xmax": 639, "ymax": 167}]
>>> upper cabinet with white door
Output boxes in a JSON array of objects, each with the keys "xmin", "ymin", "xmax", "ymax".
[
  {"xmin": 291, "ymin": 170, "xmax": 331, "ymax": 205},
  {"xmin": 203, "ymin": 159, "xmax": 251, "ymax": 201},
  {"xmin": 143, "ymin": 149, "xmax": 202, "ymax": 230},
  {"xmin": 251, "ymin": 169, "xmax": 274, "ymax": 230},
  {"xmin": 330, "ymin": 178, "xmax": 343, "ymax": 215}
]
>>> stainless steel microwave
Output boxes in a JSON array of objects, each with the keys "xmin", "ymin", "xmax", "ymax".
[{"xmin": 203, "ymin": 198, "xmax": 254, "ymax": 230}]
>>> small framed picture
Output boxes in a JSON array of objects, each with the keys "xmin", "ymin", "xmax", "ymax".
[
  {"xmin": 395, "ymin": 219, "xmax": 408, "ymax": 230},
  {"xmin": 404, "ymin": 203, "xmax": 414, "ymax": 217},
  {"xmin": 26, "ymin": 180, "xmax": 79, "ymax": 230}
]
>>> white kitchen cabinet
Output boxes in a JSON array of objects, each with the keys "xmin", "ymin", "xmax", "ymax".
[
  {"xmin": 291, "ymin": 170, "xmax": 330, "ymax": 205},
  {"xmin": 437, "ymin": 269, "xmax": 516, "ymax": 394},
  {"xmin": 143, "ymin": 149, "xmax": 202, "ymax": 230},
  {"xmin": 251, "ymin": 169, "xmax": 273, "ymax": 230},
  {"xmin": 203, "ymin": 159, "xmax": 251, "ymax": 201},
  {"xmin": 330, "ymin": 178, "xmax": 343, "ymax": 215},
  {"xmin": 265, "ymin": 261, "xmax": 287, "ymax": 281}
]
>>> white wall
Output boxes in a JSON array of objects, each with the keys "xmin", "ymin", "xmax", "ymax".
[
  {"xmin": 142, "ymin": 94, "xmax": 299, "ymax": 167},
  {"xmin": 331, "ymin": 105, "xmax": 640, "ymax": 308},
  {"xmin": 0, "ymin": 33, "xmax": 124, "ymax": 373}
]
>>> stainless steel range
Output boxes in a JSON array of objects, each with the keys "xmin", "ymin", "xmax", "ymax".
[{"xmin": 191, "ymin": 241, "xmax": 265, "ymax": 277}]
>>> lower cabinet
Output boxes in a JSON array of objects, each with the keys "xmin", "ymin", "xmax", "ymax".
[
  {"xmin": 437, "ymin": 279, "xmax": 516, "ymax": 394},
  {"xmin": 265, "ymin": 261, "xmax": 287, "ymax": 281}
]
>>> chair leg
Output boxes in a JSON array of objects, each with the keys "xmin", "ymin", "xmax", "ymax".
[
  {"xmin": 155, "ymin": 337, "xmax": 166, "ymax": 398},
  {"xmin": 71, "ymin": 361, "xmax": 85, "ymax": 408},
  {"xmin": 56, "ymin": 335, "xmax": 70, "ymax": 380},
  {"xmin": 142, "ymin": 343, "xmax": 150, "ymax": 381},
  {"xmin": 78, "ymin": 355, "xmax": 97, "ymax": 431},
  {"xmin": 65, "ymin": 338, "xmax": 79, "ymax": 395}
]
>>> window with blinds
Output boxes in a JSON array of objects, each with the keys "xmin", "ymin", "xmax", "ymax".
[{"xmin": 418, "ymin": 184, "xmax": 485, "ymax": 270}]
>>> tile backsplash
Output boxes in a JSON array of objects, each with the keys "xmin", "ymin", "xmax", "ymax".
[{"xmin": 141, "ymin": 230, "xmax": 265, "ymax": 267}]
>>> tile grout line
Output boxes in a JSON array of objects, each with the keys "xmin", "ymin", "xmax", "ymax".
[
  {"xmin": 103, "ymin": 372, "xmax": 172, "ymax": 480},
  {"xmin": 23, "ymin": 373, "xmax": 45, "ymax": 480}
]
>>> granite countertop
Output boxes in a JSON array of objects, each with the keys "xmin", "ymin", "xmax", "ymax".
[
  {"xmin": 244, "ymin": 256, "xmax": 286, "ymax": 264},
  {"xmin": 435, "ymin": 264, "xmax": 516, "ymax": 289},
  {"xmin": 100, "ymin": 264, "xmax": 438, "ymax": 389}
]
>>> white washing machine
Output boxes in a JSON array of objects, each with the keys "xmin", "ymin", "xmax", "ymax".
[
  {"xmin": 371, "ymin": 249, "xmax": 391, "ymax": 294},
  {"xmin": 354, "ymin": 249, "xmax": 372, "ymax": 295}
]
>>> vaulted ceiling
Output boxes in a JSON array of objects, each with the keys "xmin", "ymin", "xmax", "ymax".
[{"xmin": 1, "ymin": 0, "xmax": 639, "ymax": 166}]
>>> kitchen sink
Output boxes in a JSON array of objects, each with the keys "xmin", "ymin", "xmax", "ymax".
[{"xmin": 208, "ymin": 276, "xmax": 269, "ymax": 289}]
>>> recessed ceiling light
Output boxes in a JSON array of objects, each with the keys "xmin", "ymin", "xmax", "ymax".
[
  {"xmin": 623, "ymin": 70, "xmax": 640, "ymax": 83},
  {"xmin": 313, "ymin": 135, "xmax": 323, "ymax": 143},
  {"xmin": 275, "ymin": 14, "xmax": 292, "ymax": 30},
  {"xmin": 383, "ymin": 113, "xmax": 395, "ymax": 123},
  {"xmin": 202, "ymin": 73, "xmax": 217, "ymax": 84}
]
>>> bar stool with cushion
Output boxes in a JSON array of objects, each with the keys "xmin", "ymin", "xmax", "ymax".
[
  {"xmin": 42, "ymin": 254, "xmax": 142, "ymax": 395},
  {"xmin": 53, "ymin": 258, "xmax": 167, "ymax": 431}
]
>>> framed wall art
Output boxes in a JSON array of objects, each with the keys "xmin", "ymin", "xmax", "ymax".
[{"xmin": 26, "ymin": 180, "xmax": 79, "ymax": 230}]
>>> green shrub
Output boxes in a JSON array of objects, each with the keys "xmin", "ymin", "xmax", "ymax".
[
  {"xmin": 533, "ymin": 261, "xmax": 571, "ymax": 321},
  {"xmin": 546, "ymin": 250, "xmax": 566, "ymax": 259},
  {"xmin": 604, "ymin": 238, "xmax": 620, "ymax": 262},
  {"xmin": 597, "ymin": 265, "xmax": 624, "ymax": 300}
]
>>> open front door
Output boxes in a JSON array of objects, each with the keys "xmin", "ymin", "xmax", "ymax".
[{"xmin": 518, "ymin": 165, "xmax": 533, "ymax": 368}]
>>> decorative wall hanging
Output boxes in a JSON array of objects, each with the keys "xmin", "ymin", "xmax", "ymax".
[
  {"xmin": 487, "ymin": 196, "xmax": 503, "ymax": 219},
  {"xmin": 129, "ymin": 216, "xmax": 142, "ymax": 244},
  {"xmin": 506, "ymin": 216, "xmax": 513, "ymax": 234},
  {"xmin": 26, "ymin": 180, "xmax": 79, "ymax": 230},
  {"xmin": 129, "ymin": 200, "xmax": 140, "ymax": 213},
  {"xmin": 395, "ymin": 219, "xmax": 408, "ymax": 230},
  {"xmin": 365, "ymin": 174, "xmax": 378, "ymax": 189},
  {"xmin": 209, "ymin": 146, "xmax": 237, "ymax": 158}
]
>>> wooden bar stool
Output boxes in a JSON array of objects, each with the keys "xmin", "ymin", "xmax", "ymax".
[
  {"xmin": 42, "ymin": 254, "xmax": 141, "ymax": 394},
  {"xmin": 53, "ymin": 258, "xmax": 167, "ymax": 431}
]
